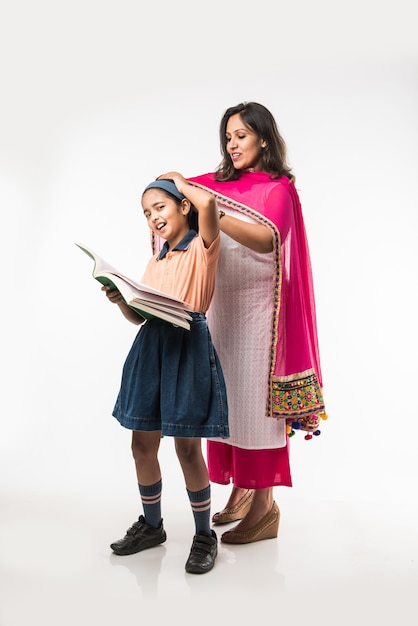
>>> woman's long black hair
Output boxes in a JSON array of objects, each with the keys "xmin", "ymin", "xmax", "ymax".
[{"xmin": 215, "ymin": 101, "xmax": 294, "ymax": 183}]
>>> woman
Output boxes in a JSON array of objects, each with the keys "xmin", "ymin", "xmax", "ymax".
[{"xmin": 188, "ymin": 102, "xmax": 327, "ymax": 544}]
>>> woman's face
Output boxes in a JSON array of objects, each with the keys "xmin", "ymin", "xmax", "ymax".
[{"xmin": 225, "ymin": 113, "xmax": 265, "ymax": 171}]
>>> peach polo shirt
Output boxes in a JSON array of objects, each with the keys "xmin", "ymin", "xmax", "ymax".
[{"xmin": 141, "ymin": 230, "xmax": 220, "ymax": 313}]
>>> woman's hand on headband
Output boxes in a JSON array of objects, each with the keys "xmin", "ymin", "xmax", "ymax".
[{"xmin": 157, "ymin": 171, "xmax": 188, "ymax": 195}]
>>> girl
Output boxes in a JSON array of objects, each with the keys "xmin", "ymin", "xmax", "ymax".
[{"xmin": 103, "ymin": 173, "xmax": 229, "ymax": 574}]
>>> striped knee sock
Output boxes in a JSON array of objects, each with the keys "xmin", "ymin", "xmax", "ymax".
[
  {"xmin": 138, "ymin": 479, "xmax": 162, "ymax": 529},
  {"xmin": 187, "ymin": 484, "xmax": 211, "ymax": 536}
]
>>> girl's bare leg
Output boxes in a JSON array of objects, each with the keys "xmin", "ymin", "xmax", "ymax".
[
  {"xmin": 174, "ymin": 437, "xmax": 209, "ymax": 491},
  {"xmin": 131, "ymin": 430, "xmax": 162, "ymax": 485}
]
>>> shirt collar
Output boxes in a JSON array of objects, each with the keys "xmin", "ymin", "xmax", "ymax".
[{"xmin": 157, "ymin": 229, "xmax": 197, "ymax": 260}]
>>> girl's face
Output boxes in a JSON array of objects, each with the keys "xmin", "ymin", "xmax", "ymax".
[
  {"xmin": 142, "ymin": 189, "xmax": 190, "ymax": 249},
  {"xmin": 225, "ymin": 113, "xmax": 265, "ymax": 171}
]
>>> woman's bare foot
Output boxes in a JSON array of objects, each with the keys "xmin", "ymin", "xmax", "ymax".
[
  {"xmin": 212, "ymin": 487, "xmax": 254, "ymax": 524},
  {"xmin": 224, "ymin": 486, "xmax": 251, "ymax": 509},
  {"xmin": 227, "ymin": 488, "xmax": 274, "ymax": 532}
]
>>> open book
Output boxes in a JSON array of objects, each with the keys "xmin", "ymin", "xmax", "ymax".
[{"xmin": 76, "ymin": 243, "xmax": 192, "ymax": 330}]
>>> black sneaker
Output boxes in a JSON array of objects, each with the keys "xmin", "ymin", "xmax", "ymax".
[
  {"xmin": 110, "ymin": 516, "xmax": 166, "ymax": 556},
  {"xmin": 185, "ymin": 530, "xmax": 218, "ymax": 574}
]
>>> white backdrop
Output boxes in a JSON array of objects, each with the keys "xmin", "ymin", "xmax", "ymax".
[{"xmin": 1, "ymin": 0, "xmax": 417, "ymax": 511}]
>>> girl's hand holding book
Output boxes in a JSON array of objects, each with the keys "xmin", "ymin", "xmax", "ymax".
[{"xmin": 102, "ymin": 284, "xmax": 123, "ymax": 304}]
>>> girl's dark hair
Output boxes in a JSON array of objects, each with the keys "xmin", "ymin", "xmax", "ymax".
[
  {"xmin": 215, "ymin": 102, "xmax": 294, "ymax": 182},
  {"xmin": 154, "ymin": 180, "xmax": 198, "ymax": 232}
]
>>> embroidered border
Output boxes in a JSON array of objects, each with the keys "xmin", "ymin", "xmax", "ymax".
[{"xmin": 271, "ymin": 368, "xmax": 325, "ymax": 425}]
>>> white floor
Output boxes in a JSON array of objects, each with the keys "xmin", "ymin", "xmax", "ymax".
[{"xmin": 1, "ymin": 458, "xmax": 417, "ymax": 626}]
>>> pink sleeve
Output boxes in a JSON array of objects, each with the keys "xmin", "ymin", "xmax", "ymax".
[{"xmin": 264, "ymin": 183, "xmax": 293, "ymax": 240}]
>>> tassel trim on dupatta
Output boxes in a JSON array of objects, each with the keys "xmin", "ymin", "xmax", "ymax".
[{"xmin": 271, "ymin": 368, "xmax": 328, "ymax": 440}]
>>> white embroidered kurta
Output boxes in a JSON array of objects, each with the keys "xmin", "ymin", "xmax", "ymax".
[{"xmin": 207, "ymin": 209, "xmax": 286, "ymax": 449}]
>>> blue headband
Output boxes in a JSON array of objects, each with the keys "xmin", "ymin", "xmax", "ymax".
[{"xmin": 142, "ymin": 180, "xmax": 185, "ymax": 201}]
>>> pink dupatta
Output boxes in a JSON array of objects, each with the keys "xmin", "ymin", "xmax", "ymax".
[{"xmin": 188, "ymin": 171, "xmax": 327, "ymax": 439}]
